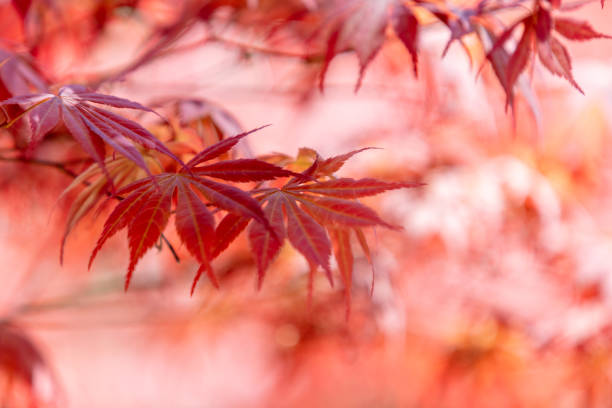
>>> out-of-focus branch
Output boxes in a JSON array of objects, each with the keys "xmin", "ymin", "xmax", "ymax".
[
  {"xmin": 0, "ymin": 155, "xmax": 80, "ymax": 178},
  {"xmin": 170, "ymin": 33, "xmax": 325, "ymax": 62}
]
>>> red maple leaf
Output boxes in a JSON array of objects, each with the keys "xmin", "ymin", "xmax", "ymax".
[
  {"xmin": 214, "ymin": 148, "xmax": 422, "ymax": 316},
  {"xmin": 317, "ymin": 0, "xmax": 420, "ymax": 90},
  {"xmin": 0, "ymin": 85, "xmax": 182, "ymax": 174},
  {"xmin": 88, "ymin": 127, "xmax": 297, "ymax": 292},
  {"xmin": 485, "ymin": 6, "xmax": 611, "ymax": 106}
]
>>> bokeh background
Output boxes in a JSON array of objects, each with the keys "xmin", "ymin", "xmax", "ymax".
[{"xmin": 1, "ymin": 0, "xmax": 612, "ymax": 406}]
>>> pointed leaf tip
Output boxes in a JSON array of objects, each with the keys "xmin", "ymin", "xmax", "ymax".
[
  {"xmin": 392, "ymin": 3, "xmax": 419, "ymax": 77},
  {"xmin": 124, "ymin": 269, "xmax": 133, "ymax": 291},
  {"xmin": 192, "ymin": 263, "xmax": 219, "ymax": 294},
  {"xmin": 186, "ymin": 125, "xmax": 271, "ymax": 168},
  {"xmin": 554, "ymin": 18, "xmax": 612, "ymax": 41}
]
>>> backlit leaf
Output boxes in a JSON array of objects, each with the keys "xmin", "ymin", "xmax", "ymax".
[
  {"xmin": 175, "ymin": 181, "xmax": 216, "ymax": 263},
  {"xmin": 0, "ymin": 85, "xmax": 181, "ymax": 174},
  {"xmin": 186, "ymin": 125, "xmax": 269, "ymax": 167},
  {"xmin": 194, "ymin": 159, "xmax": 297, "ymax": 182},
  {"xmin": 286, "ymin": 177, "xmax": 421, "ymax": 198},
  {"xmin": 126, "ymin": 182, "xmax": 173, "ymax": 289},
  {"xmin": 538, "ymin": 36, "xmax": 583, "ymax": 93},
  {"xmin": 89, "ymin": 129, "xmax": 283, "ymax": 291},
  {"xmin": 188, "ymin": 176, "xmax": 269, "ymax": 227},
  {"xmin": 315, "ymin": 147, "xmax": 377, "ymax": 176},
  {"xmin": 212, "ymin": 213, "xmax": 250, "ymax": 258},
  {"xmin": 28, "ymin": 97, "xmax": 59, "ymax": 149},
  {"xmin": 248, "ymin": 192, "xmax": 285, "ymax": 287},
  {"xmin": 330, "ymin": 227, "xmax": 353, "ymax": 319},
  {"xmin": 244, "ymin": 147, "xmax": 420, "ymax": 307},
  {"xmin": 506, "ymin": 25, "xmax": 534, "ymax": 99},
  {"xmin": 284, "ymin": 196, "xmax": 333, "ymax": 282}
]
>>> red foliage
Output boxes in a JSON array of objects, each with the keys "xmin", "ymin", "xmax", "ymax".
[
  {"xmin": 0, "ymin": 0, "xmax": 610, "ymax": 406},
  {"xmin": 89, "ymin": 127, "xmax": 298, "ymax": 291},
  {"xmin": 489, "ymin": 5, "xmax": 611, "ymax": 100}
]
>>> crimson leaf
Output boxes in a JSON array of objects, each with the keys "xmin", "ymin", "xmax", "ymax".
[{"xmin": 0, "ymin": 85, "xmax": 182, "ymax": 173}]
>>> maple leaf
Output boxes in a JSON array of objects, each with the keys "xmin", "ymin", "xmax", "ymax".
[
  {"xmin": 317, "ymin": 0, "xmax": 421, "ymax": 91},
  {"xmin": 485, "ymin": 7, "xmax": 611, "ymax": 103},
  {"xmin": 553, "ymin": 18, "xmax": 612, "ymax": 41},
  {"xmin": 216, "ymin": 148, "xmax": 421, "ymax": 315},
  {"xmin": 316, "ymin": 0, "xmax": 497, "ymax": 91},
  {"xmin": 0, "ymin": 85, "xmax": 181, "ymax": 173},
  {"xmin": 88, "ymin": 127, "xmax": 294, "ymax": 292}
]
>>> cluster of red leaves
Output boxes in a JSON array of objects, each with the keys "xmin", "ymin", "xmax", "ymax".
[
  {"xmin": 0, "ymin": 0, "xmax": 608, "ymax": 320},
  {"xmin": 0, "ymin": 80, "xmax": 419, "ymax": 306},
  {"xmin": 0, "ymin": 91, "xmax": 415, "ymax": 314},
  {"xmin": 0, "ymin": 0, "xmax": 608, "ymax": 311},
  {"xmin": 83, "ymin": 125, "xmax": 419, "ymax": 310},
  {"xmin": 157, "ymin": 0, "xmax": 610, "ymax": 101},
  {"xmin": 2, "ymin": 0, "xmax": 609, "ymax": 108},
  {"xmin": 216, "ymin": 148, "xmax": 420, "ymax": 312},
  {"xmin": 0, "ymin": 85, "xmax": 180, "ymax": 171},
  {"xmin": 87, "ymin": 127, "xmax": 291, "ymax": 290},
  {"xmin": 131, "ymin": 0, "xmax": 610, "ymax": 110},
  {"xmin": 0, "ymin": 0, "xmax": 611, "ymax": 406}
]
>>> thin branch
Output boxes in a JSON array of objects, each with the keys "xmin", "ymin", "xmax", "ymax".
[
  {"xmin": 170, "ymin": 33, "xmax": 325, "ymax": 62},
  {"xmin": 0, "ymin": 155, "xmax": 80, "ymax": 178},
  {"xmin": 92, "ymin": 19, "xmax": 198, "ymax": 87}
]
